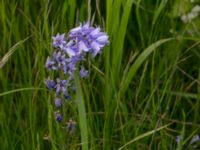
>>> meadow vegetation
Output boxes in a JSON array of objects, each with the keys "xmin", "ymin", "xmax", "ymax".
[{"xmin": 1, "ymin": 0, "xmax": 200, "ymax": 149}]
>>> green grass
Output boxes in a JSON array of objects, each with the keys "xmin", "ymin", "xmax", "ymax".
[{"xmin": 1, "ymin": 0, "xmax": 200, "ymax": 149}]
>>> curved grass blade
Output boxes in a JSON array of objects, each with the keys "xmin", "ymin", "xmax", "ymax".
[
  {"xmin": 118, "ymin": 123, "xmax": 172, "ymax": 150},
  {"xmin": 0, "ymin": 87, "xmax": 45, "ymax": 97},
  {"xmin": 0, "ymin": 36, "xmax": 31, "ymax": 69},
  {"xmin": 119, "ymin": 38, "xmax": 174, "ymax": 96}
]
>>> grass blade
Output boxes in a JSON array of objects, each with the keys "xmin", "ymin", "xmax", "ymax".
[
  {"xmin": 118, "ymin": 123, "xmax": 172, "ymax": 150},
  {"xmin": 0, "ymin": 36, "xmax": 30, "ymax": 69},
  {"xmin": 75, "ymin": 74, "xmax": 88, "ymax": 150},
  {"xmin": 120, "ymin": 38, "xmax": 174, "ymax": 96},
  {"xmin": 0, "ymin": 87, "xmax": 45, "ymax": 97},
  {"xmin": 112, "ymin": 0, "xmax": 134, "ymax": 81}
]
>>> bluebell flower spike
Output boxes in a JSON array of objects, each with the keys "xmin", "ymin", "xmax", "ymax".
[{"xmin": 45, "ymin": 22, "xmax": 109, "ymax": 125}]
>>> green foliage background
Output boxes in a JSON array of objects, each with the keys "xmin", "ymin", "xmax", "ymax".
[{"xmin": 1, "ymin": 0, "xmax": 200, "ymax": 149}]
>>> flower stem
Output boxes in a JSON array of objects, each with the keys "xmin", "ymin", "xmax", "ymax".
[{"xmin": 75, "ymin": 74, "xmax": 88, "ymax": 150}]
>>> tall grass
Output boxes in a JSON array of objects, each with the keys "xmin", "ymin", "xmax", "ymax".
[{"xmin": 1, "ymin": 0, "xmax": 200, "ymax": 149}]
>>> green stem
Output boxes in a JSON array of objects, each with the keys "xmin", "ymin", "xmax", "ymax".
[{"xmin": 75, "ymin": 74, "xmax": 88, "ymax": 150}]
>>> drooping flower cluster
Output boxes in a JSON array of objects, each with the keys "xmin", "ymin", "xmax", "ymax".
[{"xmin": 44, "ymin": 22, "xmax": 109, "ymax": 123}]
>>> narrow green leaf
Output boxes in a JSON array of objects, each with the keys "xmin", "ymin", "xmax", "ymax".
[
  {"xmin": 68, "ymin": 0, "xmax": 76, "ymax": 28},
  {"xmin": 106, "ymin": 0, "xmax": 113, "ymax": 33},
  {"xmin": 109, "ymin": 0, "xmax": 121, "ymax": 36},
  {"xmin": 166, "ymin": 91, "xmax": 199, "ymax": 99},
  {"xmin": 112, "ymin": 0, "xmax": 134, "ymax": 81},
  {"xmin": 47, "ymin": 95, "xmax": 57, "ymax": 150},
  {"xmin": 0, "ymin": 87, "xmax": 45, "ymax": 97},
  {"xmin": 135, "ymin": 0, "xmax": 144, "ymax": 47},
  {"xmin": 118, "ymin": 123, "xmax": 172, "ymax": 150},
  {"xmin": 75, "ymin": 74, "xmax": 88, "ymax": 150},
  {"xmin": 120, "ymin": 38, "xmax": 174, "ymax": 96},
  {"xmin": 152, "ymin": 0, "xmax": 167, "ymax": 25},
  {"xmin": 0, "ymin": 36, "xmax": 31, "ymax": 69}
]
